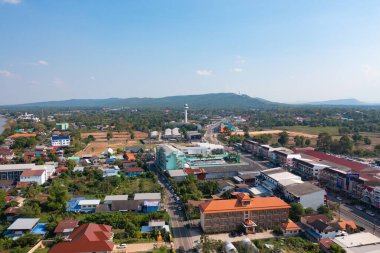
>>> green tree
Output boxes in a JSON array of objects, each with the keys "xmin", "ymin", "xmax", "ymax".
[
  {"xmin": 304, "ymin": 207, "xmax": 314, "ymax": 215},
  {"xmin": 375, "ymin": 144, "xmax": 380, "ymax": 153},
  {"xmin": 47, "ymin": 181, "xmax": 69, "ymax": 212},
  {"xmin": 294, "ymin": 135, "xmax": 305, "ymax": 147},
  {"xmin": 317, "ymin": 133, "xmax": 332, "ymax": 152},
  {"xmin": 352, "ymin": 133, "xmax": 362, "ymax": 143},
  {"xmin": 289, "ymin": 203, "xmax": 304, "ymax": 222},
  {"xmin": 278, "ymin": 131, "xmax": 289, "ymax": 146},
  {"xmin": 364, "ymin": 136, "xmax": 371, "ymax": 145},
  {"xmin": 339, "ymin": 135, "xmax": 353, "ymax": 154},
  {"xmin": 305, "ymin": 138, "xmax": 311, "ymax": 146}
]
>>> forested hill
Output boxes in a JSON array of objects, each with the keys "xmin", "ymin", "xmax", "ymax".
[{"xmin": 3, "ymin": 93, "xmax": 280, "ymax": 109}]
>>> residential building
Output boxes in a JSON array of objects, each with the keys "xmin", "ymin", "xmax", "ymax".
[
  {"xmin": 292, "ymin": 157, "xmax": 330, "ymax": 180},
  {"xmin": 242, "ymin": 140, "xmax": 259, "ymax": 154},
  {"xmin": 141, "ymin": 220, "xmax": 170, "ymax": 234},
  {"xmin": 301, "ymin": 214, "xmax": 341, "ymax": 241},
  {"xmin": 282, "ymin": 182, "xmax": 325, "ymax": 209},
  {"xmin": 19, "ymin": 169, "xmax": 47, "ymax": 185},
  {"xmin": 6, "ymin": 218, "xmax": 42, "ymax": 238},
  {"xmin": 54, "ymin": 218, "xmax": 79, "ymax": 237},
  {"xmin": 199, "ymin": 193, "xmax": 290, "ymax": 233},
  {"xmin": 104, "ymin": 195, "xmax": 129, "ymax": 205},
  {"xmin": 271, "ymin": 149, "xmax": 301, "ymax": 168},
  {"xmin": 50, "ymin": 223, "xmax": 115, "ymax": 253},
  {"xmin": 0, "ymin": 164, "xmax": 54, "ymax": 181},
  {"xmin": 66, "ymin": 198, "xmax": 100, "ymax": 213},
  {"xmin": 0, "ymin": 148, "xmax": 15, "ymax": 161},
  {"xmin": 51, "ymin": 135, "xmax": 71, "ymax": 147},
  {"xmin": 337, "ymin": 220, "xmax": 358, "ymax": 234},
  {"xmin": 56, "ymin": 123, "xmax": 69, "ymax": 130},
  {"xmin": 281, "ymin": 219, "xmax": 301, "ymax": 236},
  {"xmin": 125, "ymin": 167, "xmax": 144, "ymax": 176}
]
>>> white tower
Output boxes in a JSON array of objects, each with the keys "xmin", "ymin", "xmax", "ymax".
[{"xmin": 184, "ymin": 104, "xmax": 189, "ymax": 123}]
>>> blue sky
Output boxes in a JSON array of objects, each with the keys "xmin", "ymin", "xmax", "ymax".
[{"xmin": 1, "ymin": 0, "xmax": 380, "ymax": 105}]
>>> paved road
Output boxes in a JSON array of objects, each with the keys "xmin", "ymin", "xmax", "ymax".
[
  {"xmin": 150, "ymin": 164, "xmax": 193, "ymax": 252},
  {"xmin": 328, "ymin": 195, "xmax": 380, "ymax": 237}
]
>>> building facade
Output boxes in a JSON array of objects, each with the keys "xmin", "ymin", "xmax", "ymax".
[
  {"xmin": 51, "ymin": 135, "xmax": 71, "ymax": 147},
  {"xmin": 199, "ymin": 194, "xmax": 290, "ymax": 233},
  {"xmin": 292, "ymin": 158, "xmax": 330, "ymax": 180}
]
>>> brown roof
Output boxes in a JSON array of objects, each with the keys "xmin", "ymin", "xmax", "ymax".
[
  {"xmin": 125, "ymin": 167, "xmax": 144, "ymax": 173},
  {"xmin": 16, "ymin": 182, "xmax": 31, "ymax": 189},
  {"xmin": 302, "ymin": 214, "xmax": 329, "ymax": 224},
  {"xmin": 54, "ymin": 219, "xmax": 80, "ymax": 234},
  {"xmin": 20, "ymin": 170, "xmax": 45, "ymax": 177},
  {"xmin": 319, "ymin": 238, "xmax": 337, "ymax": 250},
  {"xmin": 4, "ymin": 206, "xmax": 21, "ymax": 215}
]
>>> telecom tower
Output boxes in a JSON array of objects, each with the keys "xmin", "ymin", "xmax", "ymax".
[{"xmin": 184, "ymin": 104, "xmax": 189, "ymax": 123}]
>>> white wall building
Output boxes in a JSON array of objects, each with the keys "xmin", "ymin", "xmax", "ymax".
[
  {"xmin": 19, "ymin": 169, "xmax": 47, "ymax": 185},
  {"xmin": 283, "ymin": 182, "xmax": 325, "ymax": 209},
  {"xmin": 51, "ymin": 135, "xmax": 71, "ymax": 147}
]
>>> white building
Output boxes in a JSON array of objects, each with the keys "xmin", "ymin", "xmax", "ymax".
[
  {"xmin": 292, "ymin": 157, "xmax": 330, "ymax": 180},
  {"xmin": 51, "ymin": 135, "xmax": 71, "ymax": 147},
  {"xmin": 77, "ymin": 199, "xmax": 100, "ymax": 212},
  {"xmin": 333, "ymin": 232, "xmax": 380, "ymax": 253},
  {"xmin": 19, "ymin": 169, "xmax": 47, "ymax": 185},
  {"xmin": 283, "ymin": 182, "xmax": 325, "ymax": 209}
]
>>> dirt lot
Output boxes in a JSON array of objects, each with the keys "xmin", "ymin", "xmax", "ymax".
[
  {"xmin": 76, "ymin": 131, "xmax": 148, "ymax": 156},
  {"xmin": 234, "ymin": 130, "xmax": 318, "ymax": 139}
]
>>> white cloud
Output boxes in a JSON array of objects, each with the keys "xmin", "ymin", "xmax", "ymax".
[
  {"xmin": 195, "ymin": 69, "xmax": 212, "ymax": 76},
  {"xmin": 233, "ymin": 68, "xmax": 243, "ymax": 73},
  {"xmin": 363, "ymin": 64, "xmax": 379, "ymax": 80},
  {"xmin": 90, "ymin": 76, "xmax": 95, "ymax": 80},
  {"xmin": 29, "ymin": 80, "xmax": 40, "ymax": 85},
  {"xmin": 1, "ymin": 0, "xmax": 21, "ymax": 5},
  {"xmin": 37, "ymin": 60, "xmax": 48, "ymax": 66},
  {"xmin": 0, "ymin": 70, "xmax": 13, "ymax": 78}
]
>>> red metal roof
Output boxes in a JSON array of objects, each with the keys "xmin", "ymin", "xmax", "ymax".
[
  {"xmin": 303, "ymin": 150, "xmax": 368, "ymax": 171},
  {"xmin": 50, "ymin": 223, "xmax": 115, "ymax": 253},
  {"xmin": 125, "ymin": 167, "xmax": 144, "ymax": 173}
]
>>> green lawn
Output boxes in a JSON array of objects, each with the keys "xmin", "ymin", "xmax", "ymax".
[
  {"xmin": 34, "ymin": 248, "xmax": 50, "ymax": 253},
  {"xmin": 277, "ymin": 126, "xmax": 340, "ymax": 136}
]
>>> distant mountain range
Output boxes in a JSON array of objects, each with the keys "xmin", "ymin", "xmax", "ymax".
[
  {"xmin": 305, "ymin": 98, "xmax": 379, "ymax": 106},
  {"xmin": 2, "ymin": 93, "xmax": 379, "ymax": 109},
  {"xmin": 2, "ymin": 93, "xmax": 279, "ymax": 109}
]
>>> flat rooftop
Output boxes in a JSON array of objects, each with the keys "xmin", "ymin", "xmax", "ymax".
[
  {"xmin": 8, "ymin": 218, "xmax": 40, "ymax": 230},
  {"xmin": 134, "ymin": 193, "xmax": 161, "ymax": 200},
  {"xmin": 333, "ymin": 232, "xmax": 380, "ymax": 251},
  {"xmin": 284, "ymin": 182, "xmax": 324, "ymax": 196}
]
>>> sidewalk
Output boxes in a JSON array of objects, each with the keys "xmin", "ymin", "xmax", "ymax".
[
  {"xmin": 123, "ymin": 242, "xmax": 170, "ymax": 252},
  {"xmin": 203, "ymin": 230, "xmax": 275, "ymax": 243}
]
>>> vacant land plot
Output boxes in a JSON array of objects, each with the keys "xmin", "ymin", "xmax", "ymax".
[
  {"xmin": 81, "ymin": 131, "xmax": 148, "ymax": 141},
  {"xmin": 234, "ymin": 130, "xmax": 318, "ymax": 139},
  {"xmin": 75, "ymin": 141, "xmax": 127, "ymax": 156},
  {"xmin": 276, "ymin": 126, "xmax": 340, "ymax": 136}
]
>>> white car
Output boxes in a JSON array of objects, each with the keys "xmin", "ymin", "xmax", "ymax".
[
  {"xmin": 336, "ymin": 197, "xmax": 343, "ymax": 201},
  {"xmin": 117, "ymin": 244, "xmax": 127, "ymax": 249},
  {"xmin": 355, "ymin": 205, "xmax": 364, "ymax": 211},
  {"xmin": 366, "ymin": 210, "xmax": 376, "ymax": 216}
]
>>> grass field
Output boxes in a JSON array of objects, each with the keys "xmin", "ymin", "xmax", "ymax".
[{"xmin": 276, "ymin": 126, "xmax": 340, "ymax": 136}]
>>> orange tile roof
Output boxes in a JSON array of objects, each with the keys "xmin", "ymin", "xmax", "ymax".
[
  {"xmin": 338, "ymin": 220, "xmax": 357, "ymax": 231},
  {"xmin": 9, "ymin": 133, "xmax": 36, "ymax": 138},
  {"xmin": 282, "ymin": 219, "xmax": 300, "ymax": 231},
  {"xmin": 126, "ymin": 153, "xmax": 135, "ymax": 160},
  {"xmin": 199, "ymin": 197, "xmax": 290, "ymax": 214}
]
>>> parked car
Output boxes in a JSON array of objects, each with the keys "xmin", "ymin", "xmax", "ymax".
[
  {"xmin": 355, "ymin": 205, "xmax": 364, "ymax": 211},
  {"xmin": 336, "ymin": 196, "xmax": 343, "ymax": 201},
  {"xmin": 366, "ymin": 210, "xmax": 376, "ymax": 216}
]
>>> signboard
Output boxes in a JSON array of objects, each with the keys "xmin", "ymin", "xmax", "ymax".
[
  {"xmin": 347, "ymin": 173, "xmax": 360, "ymax": 179},
  {"xmin": 337, "ymin": 177, "xmax": 343, "ymax": 188}
]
